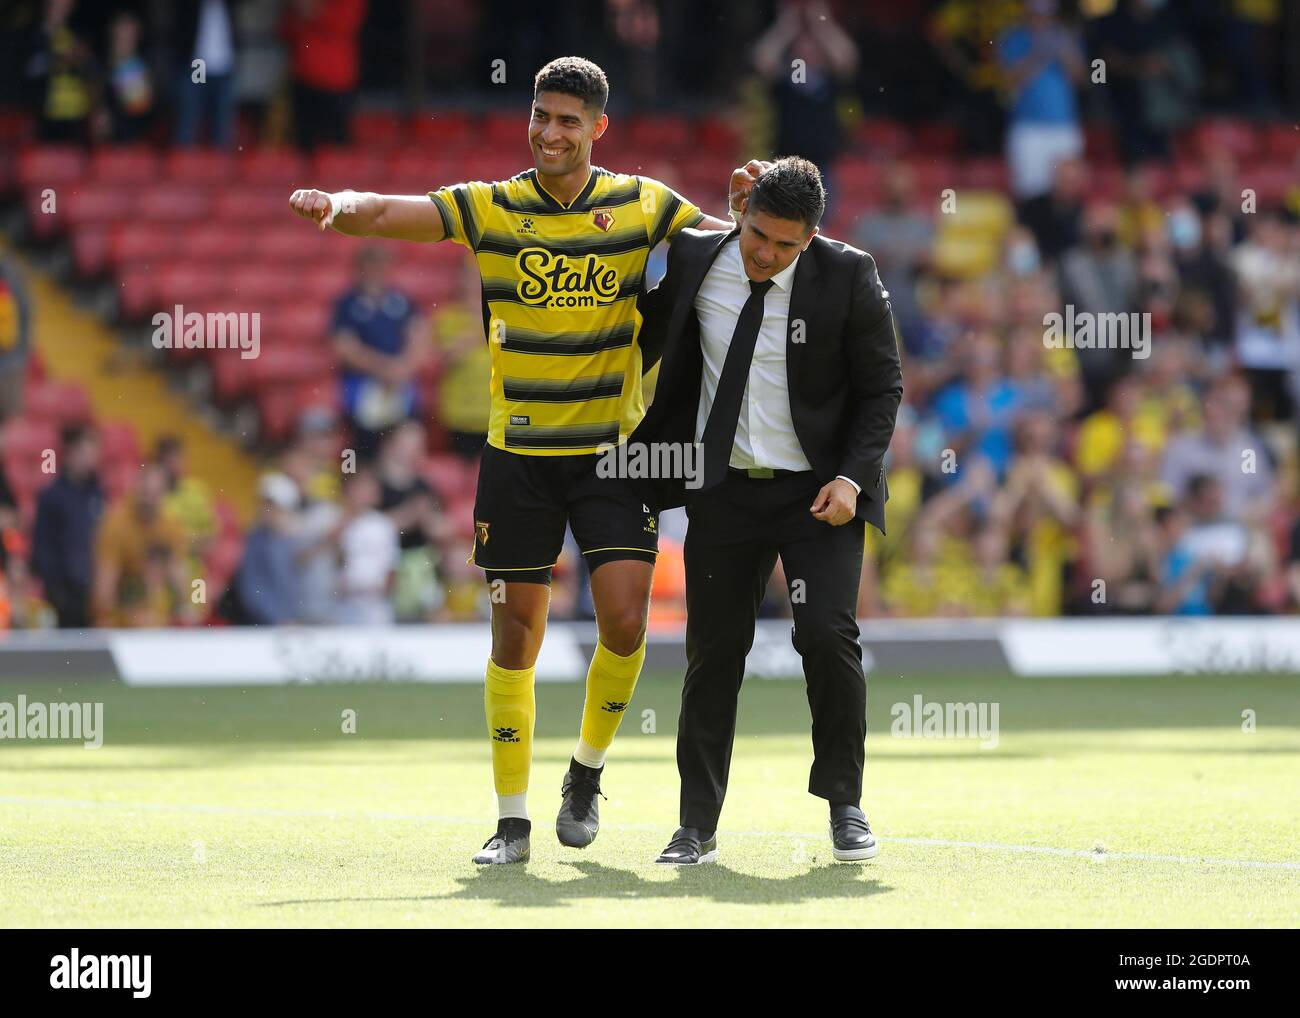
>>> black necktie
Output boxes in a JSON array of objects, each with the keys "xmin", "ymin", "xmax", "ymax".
[{"xmin": 699, "ymin": 277, "xmax": 776, "ymax": 490}]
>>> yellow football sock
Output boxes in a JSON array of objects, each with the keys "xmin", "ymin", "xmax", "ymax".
[
  {"xmin": 575, "ymin": 639, "xmax": 645, "ymax": 768},
  {"xmin": 485, "ymin": 658, "xmax": 535, "ymax": 797}
]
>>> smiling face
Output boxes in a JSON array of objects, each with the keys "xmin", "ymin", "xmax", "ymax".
[
  {"xmin": 737, "ymin": 208, "xmax": 817, "ymax": 282},
  {"xmin": 528, "ymin": 91, "xmax": 606, "ymax": 179}
]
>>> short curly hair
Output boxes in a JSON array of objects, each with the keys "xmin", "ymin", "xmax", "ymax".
[{"xmin": 534, "ymin": 57, "xmax": 609, "ymax": 114}]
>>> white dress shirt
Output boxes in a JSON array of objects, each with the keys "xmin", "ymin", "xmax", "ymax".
[{"xmin": 692, "ymin": 239, "xmax": 860, "ymax": 492}]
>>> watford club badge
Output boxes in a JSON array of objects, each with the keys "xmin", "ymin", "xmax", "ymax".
[
  {"xmin": 592, "ymin": 208, "xmax": 615, "ymax": 232},
  {"xmin": 475, "ymin": 520, "xmax": 491, "ymax": 546}
]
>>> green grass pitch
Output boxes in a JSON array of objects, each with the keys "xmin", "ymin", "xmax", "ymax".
[{"xmin": 1, "ymin": 671, "xmax": 1297, "ymax": 928}]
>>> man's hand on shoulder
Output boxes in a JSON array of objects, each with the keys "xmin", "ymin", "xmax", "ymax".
[{"xmin": 729, "ymin": 159, "xmax": 772, "ymax": 217}]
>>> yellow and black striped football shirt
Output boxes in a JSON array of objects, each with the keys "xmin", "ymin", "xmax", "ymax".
[{"xmin": 428, "ymin": 167, "xmax": 703, "ymax": 455}]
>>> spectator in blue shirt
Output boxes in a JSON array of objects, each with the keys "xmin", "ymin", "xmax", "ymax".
[
  {"xmin": 931, "ymin": 331, "xmax": 1024, "ymax": 482},
  {"xmin": 332, "ymin": 246, "xmax": 429, "ymax": 460},
  {"xmin": 227, "ymin": 472, "xmax": 303, "ymax": 626},
  {"xmin": 999, "ymin": 0, "xmax": 1085, "ymax": 201}
]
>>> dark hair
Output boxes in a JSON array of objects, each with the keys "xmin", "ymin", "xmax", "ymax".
[
  {"xmin": 61, "ymin": 423, "xmax": 96, "ymax": 450},
  {"xmin": 534, "ymin": 56, "xmax": 609, "ymax": 113},
  {"xmin": 748, "ymin": 156, "xmax": 825, "ymax": 230},
  {"xmin": 154, "ymin": 433, "xmax": 183, "ymax": 459}
]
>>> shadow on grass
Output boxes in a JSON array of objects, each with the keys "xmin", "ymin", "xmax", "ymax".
[{"xmin": 258, "ymin": 857, "xmax": 891, "ymax": 911}]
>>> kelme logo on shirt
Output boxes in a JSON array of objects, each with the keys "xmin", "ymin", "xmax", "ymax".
[{"xmin": 516, "ymin": 248, "xmax": 620, "ymax": 309}]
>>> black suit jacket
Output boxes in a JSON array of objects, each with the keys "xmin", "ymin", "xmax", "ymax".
[{"xmin": 631, "ymin": 228, "xmax": 903, "ymax": 533}]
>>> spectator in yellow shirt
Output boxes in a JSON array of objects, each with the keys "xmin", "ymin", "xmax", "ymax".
[{"xmin": 94, "ymin": 462, "xmax": 192, "ymax": 627}]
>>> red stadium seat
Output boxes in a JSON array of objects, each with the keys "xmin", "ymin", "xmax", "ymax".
[
  {"xmin": 117, "ymin": 265, "xmax": 157, "ymax": 322},
  {"xmin": 187, "ymin": 222, "xmax": 251, "ymax": 262},
  {"xmin": 962, "ymin": 158, "xmax": 1009, "ymax": 191},
  {"xmin": 913, "ymin": 121, "xmax": 962, "ymax": 157},
  {"xmin": 630, "ymin": 115, "xmax": 692, "ymax": 151},
  {"xmin": 22, "ymin": 381, "xmax": 92, "ymax": 425},
  {"xmin": 385, "ymin": 152, "xmax": 440, "ymax": 191},
  {"xmin": 832, "ymin": 155, "xmax": 883, "ymax": 206},
  {"xmin": 423, "ymin": 453, "xmax": 474, "ymax": 501},
  {"xmin": 250, "ymin": 345, "xmax": 337, "ymax": 388},
  {"xmin": 64, "ymin": 183, "xmax": 135, "ymax": 227},
  {"xmin": 273, "ymin": 303, "xmax": 333, "ymax": 346},
  {"xmin": 1188, "ymin": 119, "xmax": 1260, "ymax": 161},
  {"xmin": 164, "ymin": 147, "xmax": 236, "ymax": 185},
  {"xmin": 2, "ymin": 459, "xmax": 53, "ymax": 515},
  {"xmin": 410, "ymin": 111, "xmax": 473, "ymax": 149},
  {"xmin": 854, "ymin": 119, "xmax": 910, "ymax": 155},
  {"xmin": 311, "ymin": 147, "xmax": 385, "ymax": 189},
  {"xmin": 1, "ymin": 418, "xmax": 59, "ymax": 463},
  {"xmin": 1083, "ymin": 123, "xmax": 1119, "ymax": 163},
  {"xmin": 102, "ymin": 459, "xmax": 139, "ymax": 499},
  {"xmin": 213, "ymin": 186, "xmax": 289, "ymax": 223},
  {"xmin": 696, "ymin": 117, "xmax": 740, "ymax": 158},
  {"xmin": 352, "ymin": 112, "xmax": 404, "ymax": 150},
  {"xmin": 210, "ymin": 349, "xmax": 254, "ymax": 403},
  {"xmin": 389, "ymin": 262, "xmax": 456, "ymax": 305},
  {"xmin": 137, "ymin": 184, "xmax": 211, "ymax": 223},
  {"xmin": 0, "ymin": 110, "xmax": 34, "ymax": 147},
  {"xmin": 254, "ymin": 226, "xmax": 335, "ymax": 265},
  {"xmin": 482, "ymin": 112, "xmax": 522, "ymax": 149},
  {"xmin": 1263, "ymin": 124, "xmax": 1300, "ymax": 161},
  {"xmin": 157, "ymin": 263, "xmax": 233, "ymax": 311},
  {"xmin": 456, "ymin": 152, "xmax": 521, "ymax": 184},
  {"xmin": 71, "ymin": 226, "xmax": 111, "ymax": 277},
  {"xmin": 257, "ymin": 377, "xmax": 339, "ymax": 443},
  {"xmin": 237, "ymin": 149, "xmax": 305, "ymax": 186},
  {"xmin": 1249, "ymin": 162, "xmax": 1296, "ymax": 205},
  {"xmin": 444, "ymin": 495, "xmax": 476, "ymax": 537},
  {"xmin": 16, "ymin": 146, "xmax": 85, "ymax": 190},
  {"xmin": 230, "ymin": 265, "xmax": 305, "ymax": 308},
  {"xmin": 110, "ymin": 222, "xmax": 179, "ymax": 268},
  {"xmin": 204, "ymin": 533, "xmax": 244, "ymax": 592},
  {"xmin": 96, "ymin": 421, "xmax": 143, "ymax": 465},
  {"xmin": 90, "ymin": 147, "xmax": 159, "ymax": 183}
]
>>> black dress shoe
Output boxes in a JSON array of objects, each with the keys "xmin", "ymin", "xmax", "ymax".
[
  {"xmin": 654, "ymin": 827, "xmax": 718, "ymax": 865},
  {"xmin": 829, "ymin": 804, "xmax": 878, "ymax": 862}
]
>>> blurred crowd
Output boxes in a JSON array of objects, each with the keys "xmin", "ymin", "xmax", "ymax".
[
  {"xmin": 1, "ymin": 0, "xmax": 1299, "ymax": 627},
  {"xmin": 844, "ymin": 154, "xmax": 1300, "ymax": 620}
]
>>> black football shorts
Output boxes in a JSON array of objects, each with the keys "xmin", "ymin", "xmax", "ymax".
[{"xmin": 470, "ymin": 443, "xmax": 659, "ymax": 585}]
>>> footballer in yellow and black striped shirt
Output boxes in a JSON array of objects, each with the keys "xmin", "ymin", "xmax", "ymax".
[{"xmin": 289, "ymin": 56, "xmax": 765, "ymax": 864}]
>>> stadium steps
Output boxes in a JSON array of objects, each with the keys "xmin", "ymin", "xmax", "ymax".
[{"xmin": 7, "ymin": 241, "xmax": 260, "ymax": 523}]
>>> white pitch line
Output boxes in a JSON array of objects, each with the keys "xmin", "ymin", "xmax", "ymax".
[{"xmin": 2, "ymin": 794, "xmax": 1298, "ymax": 873}]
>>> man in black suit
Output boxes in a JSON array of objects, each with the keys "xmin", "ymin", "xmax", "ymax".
[{"xmin": 631, "ymin": 157, "xmax": 902, "ymax": 865}]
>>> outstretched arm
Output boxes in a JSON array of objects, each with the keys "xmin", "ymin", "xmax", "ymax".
[{"xmin": 288, "ymin": 189, "xmax": 446, "ymax": 243}]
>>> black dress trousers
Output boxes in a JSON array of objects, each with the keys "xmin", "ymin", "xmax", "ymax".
[{"xmin": 677, "ymin": 469, "xmax": 867, "ymax": 831}]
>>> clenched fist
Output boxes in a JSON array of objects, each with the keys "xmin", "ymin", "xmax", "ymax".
[
  {"xmin": 288, "ymin": 188, "xmax": 337, "ymax": 231},
  {"xmin": 810, "ymin": 478, "xmax": 857, "ymax": 526}
]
